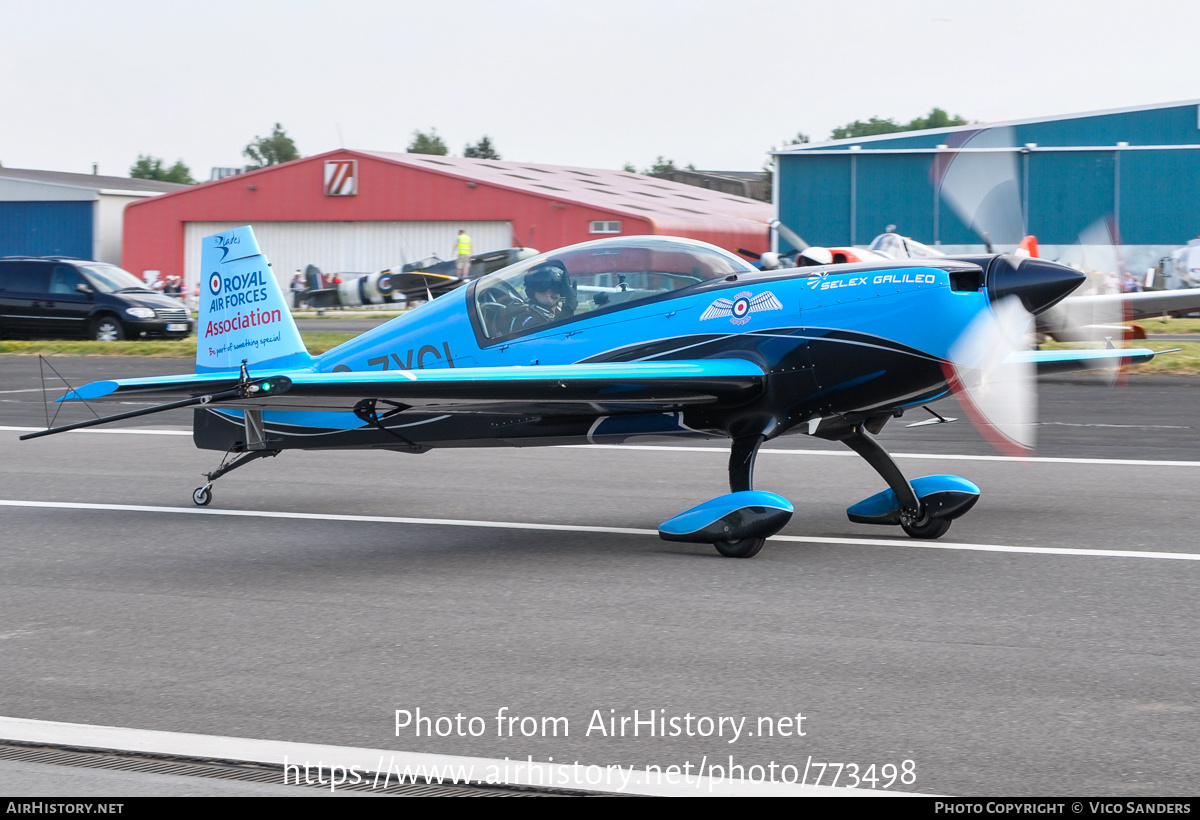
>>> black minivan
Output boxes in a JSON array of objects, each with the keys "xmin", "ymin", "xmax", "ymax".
[{"xmin": 0, "ymin": 257, "xmax": 194, "ymax": 341}]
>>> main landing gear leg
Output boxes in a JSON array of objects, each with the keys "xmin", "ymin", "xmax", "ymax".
[
  {"xmin": 841, "ymin": 428, "xmax": 920, "ymax": 515},
  {"xmin": 729, "ymin": 434, "xmax": 765, "ymax": 493},
  {"xmin": 192, "ymin": 448, "xmax": 281, "ymax": 506},
  {"xmin": 712, "ymin": 434, "xmax": 770, "ymax": 558},
  {"xmin": 840, "ymin": 428, "xmax": 951, "ymax": 539},
  {"xmin": 839, "ymin": 428, "xmax": 975, "ymax": 539}
]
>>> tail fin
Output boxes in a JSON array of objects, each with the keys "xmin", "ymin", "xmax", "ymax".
[
  {"xmin": 1015, "ymin": 235, "xmax": 1040, "ymax": 258},
  {"xmin": 196, "ymin": 226, "xmax": 313, "ymax": 373}
]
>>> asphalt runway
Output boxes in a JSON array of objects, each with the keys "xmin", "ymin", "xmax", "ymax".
[{"xmin": 1, "ymin": 355, "xmax": 1199, "ymax": 796}]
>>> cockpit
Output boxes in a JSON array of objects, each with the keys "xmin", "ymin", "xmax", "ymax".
[
  {"xmin": 868, "ymin": 233, "xmax": 945, "ymax": 260},
  {"xmin": 471, "ymin": 236, "xmax": 756, "ymax": 340}
]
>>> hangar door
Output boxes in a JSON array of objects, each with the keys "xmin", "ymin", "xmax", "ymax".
[
  {"xmin": 0, "ymin": 201, "xmax": 93, "ymax": 259},
  {"xmin": 183, "ymin": 221, "xmax": 513, "ymax": 290}
]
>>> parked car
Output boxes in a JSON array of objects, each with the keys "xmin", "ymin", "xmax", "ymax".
[{"xmin": 0, "ymin": 257, "xmax": 194, "ymax": 340}]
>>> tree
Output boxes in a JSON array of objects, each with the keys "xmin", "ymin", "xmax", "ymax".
[
  {"xmin": 831, "ymin": 116, "xmax": 906, "ymax": 140},
  {"xmin": 906, "ymin": 107, "xmax": 968, "ymax": 131},
  {"xmin": 408, "ymin": 129, "xmax": 448, "ymax": 156},
  {"xmin": 642, "ymin": 156, "xmax": 678, "ymax": 177},
  {"xmin": 463, "ymin": 135, "xmax": 501, "ymax": 160},
  {"xmin": 243, "ymin": 123, "xmax": 300, "ymax": 169},
  {"xmin": 830, "ymin": 108, "xmax": 967, "ymax": 140},
  {"xmin": 622, "ymin": 162, "xmax": 636, "ymax": 173},
  {"xmin": 130, "ymin": 154, "xmax": 195, "ymax": 184}
]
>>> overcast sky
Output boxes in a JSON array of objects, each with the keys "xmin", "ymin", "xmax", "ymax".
[{"xmin": 2, "ymin": 0, "xmax": 1198, "ymax": 179}]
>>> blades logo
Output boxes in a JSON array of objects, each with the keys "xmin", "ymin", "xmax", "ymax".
[
  {"xmin": 700, "ymin": 290, "xmax": 784, "ymax": 325},
  {"xmin": 213, "ymin": 233, "xmax": 240, "ymax": 262}
]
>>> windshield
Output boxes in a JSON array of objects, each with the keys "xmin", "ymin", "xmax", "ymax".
[
  {"xmin": 868, "ymin": 233, "xmax": 944, "ymax": 260},
  {"xmin": 78, "ymin": 264, "xmax": 152, "ymax": 293},
  {"xmin": 473, "ymin": 236, "xmax": 754, "ymax": 340}
]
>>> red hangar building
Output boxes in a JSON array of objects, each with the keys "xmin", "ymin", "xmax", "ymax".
[{"xmin": 122, "ymin": 150, "xmax": 772, "ymax": 293}]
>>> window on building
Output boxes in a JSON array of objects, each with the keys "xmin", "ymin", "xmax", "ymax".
[{"xmin": 589, "ymin": 220, "xmax": 622, "ymax": 234}]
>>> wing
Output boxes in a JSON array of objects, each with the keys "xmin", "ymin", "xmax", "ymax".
[
  {"xmin": 1065, "ymin": 289, "xmax": 1200, "ymax": 322},
  {"xmin": 27, "ymin": 359, "xmax": 766, "ymax": 439},
  {"xmin": 1007, "ymin": 347, "xmax": 1160, "ymax": 375},
  {"xmin": 699, "ymin": 298, "xmax": 735, "ymax": 321}
]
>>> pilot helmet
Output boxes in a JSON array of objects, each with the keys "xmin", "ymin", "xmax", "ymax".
[{"xmin": 524, "ymin": 261, "xmax": 566, "ymax": 296}]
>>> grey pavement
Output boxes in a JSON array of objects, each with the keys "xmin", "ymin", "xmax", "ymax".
[{"xmin": 1, "ymin": 356, "xmax": 1198, "ymax": 797}]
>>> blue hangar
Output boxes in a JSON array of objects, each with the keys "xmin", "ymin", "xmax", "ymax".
[
  {"xmin": 773, "ymin": 99, "xmax": 1200, "ymax": 274},
  {"xmin": 0, "ymin": 167, "xmax": 183, "ymax": 265}
]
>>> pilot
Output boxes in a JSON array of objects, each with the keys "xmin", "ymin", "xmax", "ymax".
[{"xmin": 512, "ymin": 260, "xmax": 576, "ymax": 331}]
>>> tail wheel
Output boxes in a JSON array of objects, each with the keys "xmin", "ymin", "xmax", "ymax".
[
  {"xmin": 901, "ymin": 514, "xmax": 951, "ymax": 539},
  {"xmin": 90, "ymin": 315, "xmax": 125, "ymax": 342},
  {"xmin": 713, "ymin": 537, "xmax": 765, "ymax": 558}
]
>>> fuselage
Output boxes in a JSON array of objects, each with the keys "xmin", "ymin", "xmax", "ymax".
[{"xmin": 195, "ymin": 259, "xmax": 998, "ymax": 452}]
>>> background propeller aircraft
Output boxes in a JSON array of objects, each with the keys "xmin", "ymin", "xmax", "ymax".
[
  {"xmin": 853, "ymin": 228, "xmax": 1200, "ymax": 343},
  {"xmin": 298, "ymin": 247, "xmax": 540, "ymax": 309},
  {"xmin": 22, "ymin": 227, "xmax": 1163, "ymax": 557},
  {"xmin": 380, "ymin": 246, "xmax": 540, "ymax": 303}
]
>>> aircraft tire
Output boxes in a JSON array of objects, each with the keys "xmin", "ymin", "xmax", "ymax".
[
  {"xmin": 192, "ymin": 486, "xmax": 212, "ymax": 506},
  {"xmin": 901, "ymin": 514, "xmax": 951, "ymax": 539},
  {"xmin": 713, "ymin": 537, "xmax": 765, "ymax": 558}
]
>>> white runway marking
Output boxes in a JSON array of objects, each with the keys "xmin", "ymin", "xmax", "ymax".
[
  {"xmin": 2, "ymin": 499, "xmax": 1198, "ymax": 562},
  {"xmin": 568, "ymin": 443, "xmax": 1200, "ymax": 468},
  {"xmin": 0, "ymin": 715, "xmax": 875, "ymax": 796},
  {"xmin": 4, "ymin": 425, "xmax": 1199, "ymax": 467}
]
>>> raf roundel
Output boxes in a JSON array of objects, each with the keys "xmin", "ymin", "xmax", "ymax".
[
  {"xmin": 209, "ymin": 272, "xmax": 222, "ymax": 295},
  {"xmin": 699, "ymin": 289, "xmax": 784, "ymax": 325}
]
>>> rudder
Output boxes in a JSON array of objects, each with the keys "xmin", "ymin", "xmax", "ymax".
[{"xmin": 196, "ymin": 226, "xmax": 312, "ymax": 373}]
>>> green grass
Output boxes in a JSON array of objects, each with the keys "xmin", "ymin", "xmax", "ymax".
[
  {"xmin": 293, "ymin": 311, "xmax": 407, "ymax": 320},
  {"xmin": 1130, "ymin": 317, "xmax": 1200, "ymax": 334},
  {"xmin": 293, "ymin": 332, "xmax": 359, "ymax": 353}
]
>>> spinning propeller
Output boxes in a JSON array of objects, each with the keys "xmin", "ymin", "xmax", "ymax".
[
  {"xmin": 937, "ymin": 129, "xmax": 1132, "ymax": 350},
  {"xmin": 941, "ymin": 256, "xmax": 1086, "ymax": 456},
  {"xmin": 944, "ymin": 295, "xmax": 1037, "ymax": 456}
]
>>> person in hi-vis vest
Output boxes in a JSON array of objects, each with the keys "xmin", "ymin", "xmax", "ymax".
[{"xmin": 456, "ymin": 230, "xmax": 472, "ymax": 278}]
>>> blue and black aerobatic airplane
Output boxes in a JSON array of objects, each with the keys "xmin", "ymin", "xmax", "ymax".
[{"xmin": 22, "ymin": 227, "xmax": 1162, "ymax": 557}]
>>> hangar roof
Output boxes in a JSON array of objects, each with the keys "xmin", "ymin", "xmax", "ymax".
[
  {"xmin": 0, "ymin": 167, "xmax": 187, "ymax": 196},
  {"xmin": 774, "ymin": 98, "xmax": 1200, "ymax": 154},
  {"xmin": 355, "ymin": 150, "xmax": 770, "ymax": 225}
]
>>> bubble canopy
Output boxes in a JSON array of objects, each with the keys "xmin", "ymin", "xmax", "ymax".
[{"xmin": 470, "ymin": 236, "xmax": 756, "ymax": 340}]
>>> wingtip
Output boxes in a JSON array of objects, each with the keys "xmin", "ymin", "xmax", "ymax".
[{"xmin": 57, "ymin": 381, "xmax": 118, "ymax": 402}]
